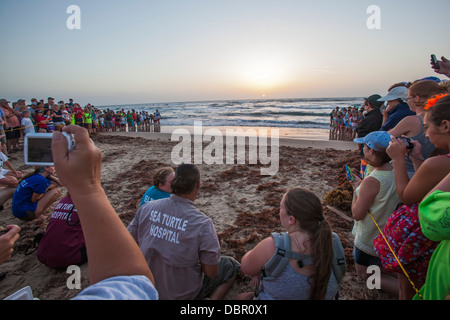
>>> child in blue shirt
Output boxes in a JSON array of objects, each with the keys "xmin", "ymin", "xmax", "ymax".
[
  {"xmin": 140, "ymin": 167, "xmax": 174, "ymax": 207},
  {"xmin": 12, "ymin": 166, "xmax": 61, "ymax": 221}
]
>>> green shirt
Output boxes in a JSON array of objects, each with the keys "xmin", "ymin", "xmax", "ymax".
[
  {"xmin": 415, "ymin": 190, "xmax": 450, "ymax": 300},
  {"xmin": 84, "ymin": 112, "xmax": 92, "ymax": 124}
]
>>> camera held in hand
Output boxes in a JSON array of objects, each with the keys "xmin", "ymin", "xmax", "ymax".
[
  {"xmin": 24, "ymin": 133, "xmax": 76, "ymax": 166},
  {"xmin": 400, "ymin": 137, "xmax": 414, "ymax": 149}
]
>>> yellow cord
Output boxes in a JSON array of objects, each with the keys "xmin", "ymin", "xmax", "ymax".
[{"xmin": 368, "ymin": 211, "xmax": 423, "ymax": 300}]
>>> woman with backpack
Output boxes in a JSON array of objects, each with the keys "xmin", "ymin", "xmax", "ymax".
[{"xmin": 237, "ymin": 187, "xmax": 341, "ymax": 300}]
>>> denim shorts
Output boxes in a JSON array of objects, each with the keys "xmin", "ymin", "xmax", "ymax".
[{"xmin": 353, "ymin": 246, "xmax": 381, "ymax": 267}]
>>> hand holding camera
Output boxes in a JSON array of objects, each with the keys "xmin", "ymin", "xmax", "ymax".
[
  {"xmin": 51, "ymin": 125, "xmax": 102, "ymax": 198},
  {"xmin": 346, "ymin": 165, "xmax": 362, "ymax": 190},
  {"xmin": 24, "ymin": 132, "xmax": 75, "ymax": 166},
  {"xmin": 399, "ymin": 137, "xmax": 414, "ymax": 149},
  {"xmin": 431, "ymin": 54, "xmax": 450, "ymax": 78},
  {"xmin": 387, "ymin": 135, "xmax": 421, "ymax": 161}
]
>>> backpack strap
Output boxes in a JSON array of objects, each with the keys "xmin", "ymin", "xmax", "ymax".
[
  {"xmin": 331, "ymin": 232, "xmax": 346, "ymax": 283},
  {"xmin": 262, "ymin": 232, "xmax": 313, "ymax": 280},
  {"xmin": 262, "ymin": 232, "xmax": 346, "ymax": 283}
]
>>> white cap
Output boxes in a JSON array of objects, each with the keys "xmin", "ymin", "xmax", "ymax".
[{"xmin": 378, "ymin": 86, "xmax": 408, "ymax": 102}]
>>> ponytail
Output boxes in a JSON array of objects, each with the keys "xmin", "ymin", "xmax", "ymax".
[
  {"xmin": 284, "ymin": 187, "xmax": 333, "ymax": 300},
  {"xmin": 309, "ymin": 218, "xmax": 333, "ymax": 300}
]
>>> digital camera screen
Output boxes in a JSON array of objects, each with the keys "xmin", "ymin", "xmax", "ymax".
[{"xmin": 27, "ymin": 137, "xmax": 53, "ymax": 163}]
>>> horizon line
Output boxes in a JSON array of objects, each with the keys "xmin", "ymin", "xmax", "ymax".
[{"xmin": 95, "ymin": 95, "xmax": 367, "ymax": 108}]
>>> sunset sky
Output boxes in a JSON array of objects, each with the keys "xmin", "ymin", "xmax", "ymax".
[{"xmin": 1, "ymin": 0, "xmax": 449, "ymax": 106}]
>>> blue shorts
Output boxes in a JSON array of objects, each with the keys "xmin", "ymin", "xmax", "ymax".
[{"xmin": 353, "ymin": 246, "xmax": 381, "ymax": 267}]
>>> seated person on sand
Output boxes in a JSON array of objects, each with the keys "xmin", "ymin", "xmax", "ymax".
[
  {"xmin": 0, "ymin": 151, "xmax": 23, "ymax": 211},
  {"xmin": 237, "ymin": 187, "xmax": 340, "ymax": 300},
  {"xmin": 127, "ymin": 163, "xmax": 240, "ymax": 300},
  {"xmin": 12, "ymin": 166, "xmax": 62, "ymax": 221},
  {"xmin": 140, "ymin": 167, "xmax": 175, "ymax": 207},
  {"xmin": 351, "ymin": 131, "xmax": 400, "ymax": 296},
  {"xmin": 37, "ymin": 193, "xmax": 87, "ymax": 269}
]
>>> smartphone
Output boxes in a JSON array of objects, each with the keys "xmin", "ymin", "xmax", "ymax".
[
  {"xmin": 345, "ymin": 165, "xmax": 354, "ymax": 182},
  {"xmin": 24, "ymin": 132, "xmax": 76, "ymax": 166},
  {"xmin": 431, "ymin": 54, "xmax": 440, "ymax": 70}
]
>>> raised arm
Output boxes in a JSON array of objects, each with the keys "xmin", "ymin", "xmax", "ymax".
[
  {"xmin": 431, "ymin": 56, "xmax": 450, "ymax": 79},
  {"xmin": 52, "ymin": 125, "xmax": 154, "ymax": 285}
]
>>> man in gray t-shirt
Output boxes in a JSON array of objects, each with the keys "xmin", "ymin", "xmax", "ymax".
[
  {"xmin": 127, "ymin": 164, "xmax": 239, "ymax": 300},
  {"xmin": 128, "ymin": 194, "xmax": 221, "ymax": 299}
]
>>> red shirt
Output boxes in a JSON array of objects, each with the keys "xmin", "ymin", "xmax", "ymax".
[
  {"xmin": 37, "ymin": 196, "xmax": 86, "ymax": 268},
  {"xmin": 36, "ymin": 115, "xmax": 47, "ymax": 128},
  {"xmin": 73, "ymin": 107, "xmax": 83, "ymax": 119}
]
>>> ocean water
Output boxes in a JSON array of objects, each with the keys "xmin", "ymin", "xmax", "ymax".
[{"xmin": 98, "ymin": 97, "xmax": 364, "ymax": 130}]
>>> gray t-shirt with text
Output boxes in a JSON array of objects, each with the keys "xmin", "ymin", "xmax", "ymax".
[{"xmin": 127, "ymin": 194, "xmax": 221, "ymax": 300}]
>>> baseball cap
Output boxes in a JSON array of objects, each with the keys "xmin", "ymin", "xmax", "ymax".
[
  {"xmin": 0, "ymin": 99, "xmax": 10, "ymax": 104},
  {"xmin": 378, "ymin": 86, "xmax": 409, "ymax": 102},
  {"xmin": 420, "ymin": 76, "xmax": 441, "ymax": 83},
  {"xmin": 353, "ymin": 131, "xmax": 392, "ymax": 152},
  {"xmin": 365, "ymin": 94, "xmax": 384, "ymax": 108}
]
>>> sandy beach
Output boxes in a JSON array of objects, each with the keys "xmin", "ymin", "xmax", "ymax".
[{"xmin": 0, "ymin": 127, "xmax": 394, "ymax": 300}]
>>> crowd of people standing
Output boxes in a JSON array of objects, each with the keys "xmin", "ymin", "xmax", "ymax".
[
  {"xmin": 346, "ymin": 56, "xmax": 450, "ymax": 300},
  {"xmin": 0, "ymin": 97, "xmax": 163, "ymax": 151}
]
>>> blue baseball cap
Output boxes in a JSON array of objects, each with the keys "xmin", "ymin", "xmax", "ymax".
[
  {"xmin": 420, "ymin": 76, "xmax": 441, "ymax": 83},
  {"xmin": 353, "ymin": 131, "xmax": 392, "ymax": 152}
]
